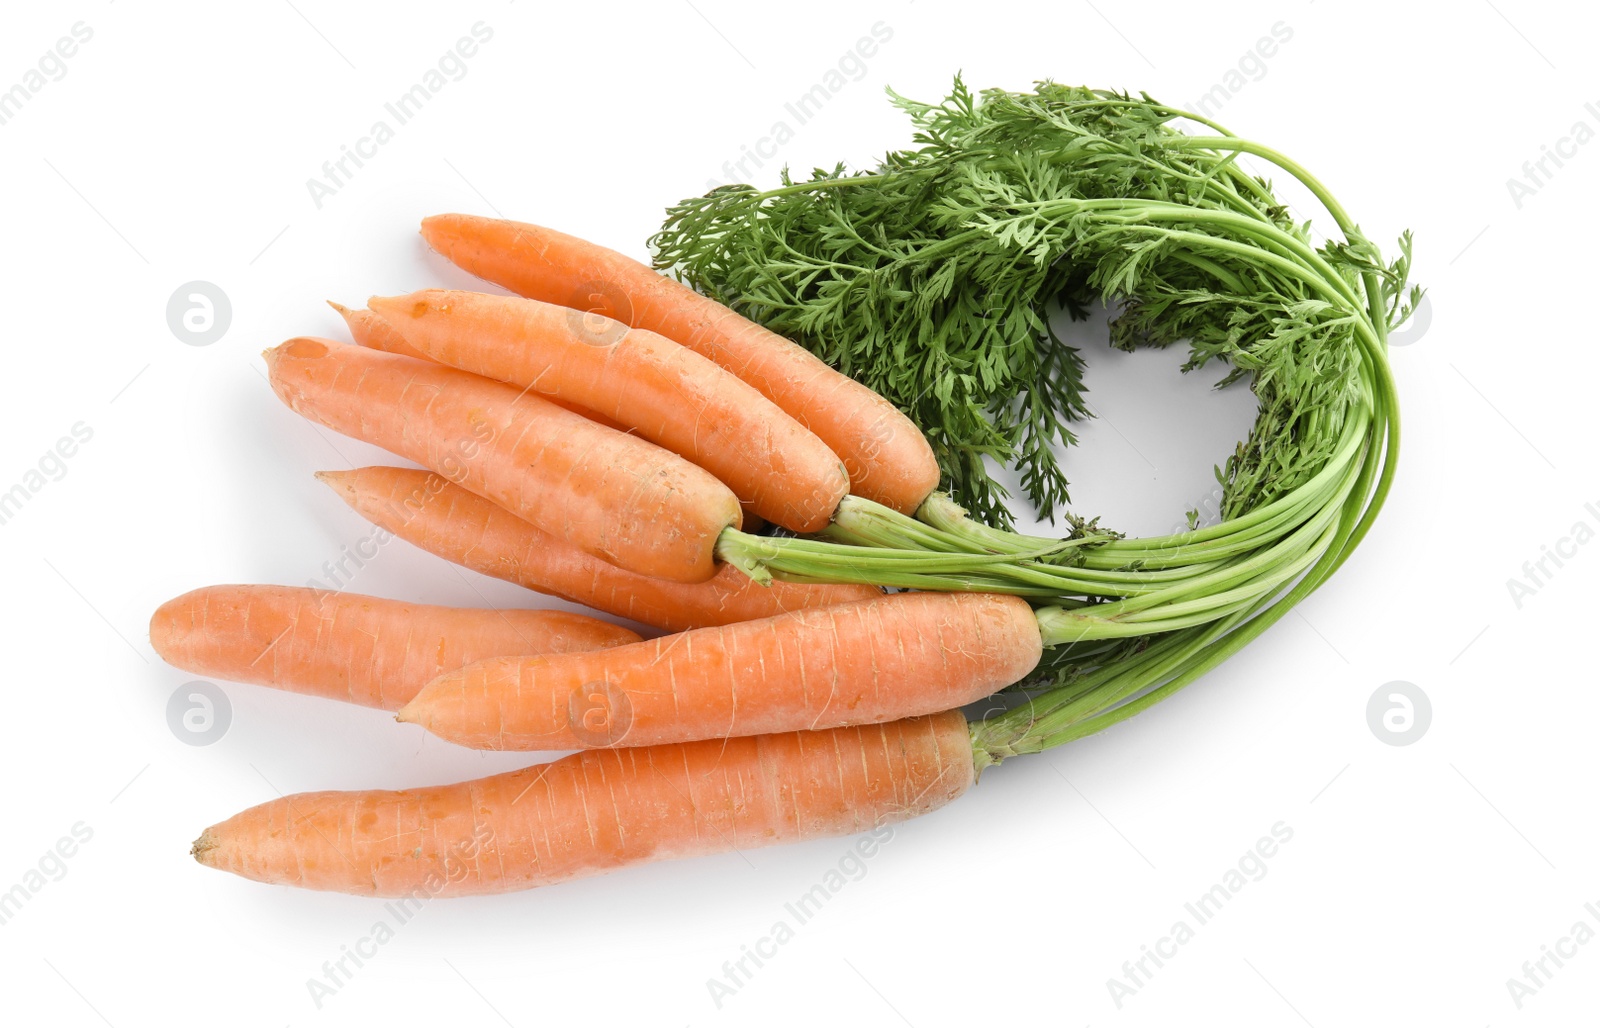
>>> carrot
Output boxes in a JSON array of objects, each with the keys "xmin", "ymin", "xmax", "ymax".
[
  {"xmin": 397, "ymin": 591, "xmax": 1042, "ymax": 750},
  {"xmin": 418, "ymin": 214, "xmax": 941, "ymax": 515},
  {"xmin": 150, "ymin": 585, "xmax": 639, "ymax": 711},
  {"xmin": 368, "ymin": 289, "xmax": 849, "ymax": 533},
  {"xmin": 192, "ymin": 710, "xmax": 972, "ymax": 896},
  {"xmin": 328, "ymin": 299, "xmax": 636, "ymax": 435},
  {"xmin": 264, "ymin": 337, "xmax": 741, "ymax": 583},
  {"xmin": 318, "ymin": 467, "xmax": 880, "ymax": 632},
  {"xmin": 326, "ymin": 301, "xmax": 428, "ymax": 360}
]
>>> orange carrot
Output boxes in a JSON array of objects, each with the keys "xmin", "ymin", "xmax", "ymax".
[
  {"xmin": 264, "ymin": 337, "xmax": 741, "ymax": 583},
  {"xmin": 368, "ymin": 289, "xmax": 849, "ymax": 533},
  {"xmin": 397, "ymin": 591, "xmax": 1042, "ymax": 750},
  {"xmin": 192, "ymin": 710, "xmax": 972, "ymax": 896},
  {"xmin": 419, "ymin": 214, "xmax": 941, "ymax": 514},
  {"xmin": 319, "ymin": 467, "xmax": 880, "ymax": 632},
  {"xmin": 327, "ymin": 301, "xmax": 428, "ymax": 360},
  {"xmin": 150, "ymin": 585, "xmax": 639, "ymax": 710},
  {"xmin": 327, "ymin": 300, "xmax": 635, "ymax": 434}
]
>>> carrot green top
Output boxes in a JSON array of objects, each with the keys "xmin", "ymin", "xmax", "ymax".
[{"xmin": 664, "ymin": 80, "xmax": 1408, "ymax": 767}]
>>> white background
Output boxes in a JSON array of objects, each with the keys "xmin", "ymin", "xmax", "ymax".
[{"xmin": 1, "ymin": 1, "xmax": 1595, "ymax": 1025}]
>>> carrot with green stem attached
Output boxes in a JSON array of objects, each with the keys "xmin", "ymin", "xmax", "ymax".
[
  {"xmin": 397, "ymin": 507, "xmax": 1343, "ymax": 750},
  {"xmin": 193, "ymin": 710, "xmax": 972, "ymax": 896},
  {"xmin": 367, "ymin": 289, "xmax": 849, "ymax": 533},
  {"xmin": 397, "ymin": 590, "xmax": 1044, "ymax": 750},
  {"xmin": 264, "ymin": 337, "xmax": 741, "ymax": 583},
  {"xmin": 150, "ymin": 585, "xmax": 639, "ymax": 710},
  {"xmin": 418, "ymin": 214, "xmax": 940, "ymax": 515},
  {"xmin": 319, "ymin": 467, "xmax": 879, "ymax": 632}
]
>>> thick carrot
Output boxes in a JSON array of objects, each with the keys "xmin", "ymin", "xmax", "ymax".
[
  {"xmin": 398, "ymin": 591, "xmax": 1042, "ymax": 750},
  {"xmin": 368, "ymin": 289, "xmax": 849, "ymax": 533},
  {"xmin": 192, "ymin": 710, "xmax": 972, "ymax": 896},
  {"xmin": 318, "ymin": 467, "xmax": 880, "ymax": 633},
  {"xmin": 265, "ymin": 338, "xmax": 741, "ymax": 583},
  {"xmin": 419, "ymin": 214, "xmax": 941, "ymax": 514},
  {"xmin": 150, "ymin": 585, "xmax": 639, "ymax": 711}
]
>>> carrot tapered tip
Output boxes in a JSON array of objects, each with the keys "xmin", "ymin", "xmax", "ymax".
[
  {"xmin": 315, "ymin": 468, "xmax": 360, "ymax": 504},
  {"xmin": 191, "ymin": 828, "xmax": 219, "ymax": 865}
]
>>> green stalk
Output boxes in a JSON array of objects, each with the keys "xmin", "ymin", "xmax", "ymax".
[{"xmin": 659, "ymin": 81, "xmax": 1407, "ymax": 766}]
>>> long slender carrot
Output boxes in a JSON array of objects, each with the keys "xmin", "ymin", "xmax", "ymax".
[
  {"xmin": 418, "ymin": 214, "xmax": 941, "ymax": 515},
  {"xmin": 150, "ymin": 585, "xmax": 639, "ymax": 711},
  {"xmin": 327, "ymin": 300, "xmax": 635, "ymax": 434},
  {"xmin": 318, "ymin": 467, "xmax": 881, "ymax": 633},
  {"xmin": 192, "ymin": 710, "xmax": 972, "ymax": 896},
  {"xmin": 397, "ymin": 591, "xmax": 1042, "ymax": 750},
  {"xmin": 368, "ymin": 289, "xmax": 849, "ymax": 533},
  {"xmin": 265, "ymin": 337, "xmax": 741, "ymax": 583},
  {"xmin": 327, "ymin": 301, "xmax": 428, "ymax": 360}
]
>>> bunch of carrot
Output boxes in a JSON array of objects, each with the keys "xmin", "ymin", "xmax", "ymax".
[{"xmin": 160, "ymin": 214, "xmax": 1045, "ymax": 897}]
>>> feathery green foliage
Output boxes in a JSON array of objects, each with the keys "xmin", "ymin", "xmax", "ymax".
[
  {"xmin": 653, "ymin": 78, "xmax": 1417, "ymax": 530},
  {"xmin": 662, "ymin": 79, "xmax": 1413, "ymax": 761}
]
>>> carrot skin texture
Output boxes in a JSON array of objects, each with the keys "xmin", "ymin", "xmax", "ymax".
[
  {"xmin": 418, "ymin": 214, "xmax": 941, "ymax": 514},
  {"xmin": 150, "ymin": 585, "xmax": 639, "ymax": 711},
  {"xmin": 318, "ymin": 467, "xmax": 881, "ymax": 633},
  {"xmin": 264, "ymin": 337, "xmax": 741, "ymax": 583},
  {"xmin": 400, "ymin": 591, "xmax": 1043, "ymax": 750},
  {"xmin": 328, "ymin": 300, "xmax": 633, "ymax": 433},
  {"xmin": 368, "ymin": 289, "xmax": 849, "ymax": 533},
  {"xmin": 192, "ymin": 710, "xmax": 973, "ymax": 896}
]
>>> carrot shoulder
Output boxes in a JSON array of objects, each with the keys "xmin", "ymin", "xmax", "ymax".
[
  {"xmin": 368, "ymin": 289, "xmax": 848, "ymax": 533},
  {"xmin": 264, "ymin": 337, "xmax": 741, "ymax": 583},
  {"xmin": 418, "ymin": 214, "xmax": 941, "ymax": 515},
  {"xmin": 318, "ymin": 466, "xmax": 880, "ymax": 633},
  {"xmin": 398, "ymin": 591, "xmax": 1044, "ymax": 750},
  {"xmin": 192, "ymin": 710, "xmax": 973, "ymax": 896},
  {"xmin": 150, "ymin": 585, "xmax": 639, "ymax": 710}
]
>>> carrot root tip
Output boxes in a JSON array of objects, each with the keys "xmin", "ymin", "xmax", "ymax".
[{"xmin": 191, "ymin": 829, "xmax": 219, "ymax": 865}]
